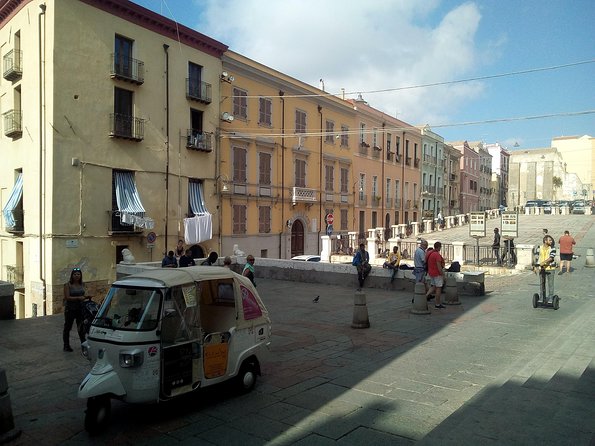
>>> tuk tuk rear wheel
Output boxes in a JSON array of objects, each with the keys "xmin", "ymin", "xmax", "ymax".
[
  {"xmin": 85, "ymin": 395, "xmax": 111, "ymax": 435},
  {"xmin": 237, "ymin": 361, "xmax": 257, "ymax": 393}
]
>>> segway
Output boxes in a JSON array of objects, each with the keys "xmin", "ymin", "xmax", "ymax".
[{"xmin": 532, "ymin": 265, "xmax": 560, "ymax": 310}]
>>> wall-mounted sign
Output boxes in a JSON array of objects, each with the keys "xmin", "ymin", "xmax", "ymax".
[
  {"xmin": 469, "ymin": 212, "xmax": 486, "ymax": 237},
  {"xmin": 147, "ymin": 232, "xmax": 157, "ymax": 244}
]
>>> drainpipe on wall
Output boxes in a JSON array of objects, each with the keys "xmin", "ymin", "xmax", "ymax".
[
  {"xmin": 39, "ymin": 3, "xmax": 46, "ymax": 316},
  {"xmin": 401, "ymin": 131, "xmax": 406, "ymax": 223},
  {"xmin": 163, "ymin": 44, "xmax": 170, "ymax": 253},
  {"xmin": 317, "ymin": 105, "xmax": 322, "ymax": 255},
  {"xmin": 279, "ymin": 91, "xmax": 285, "ymax": 259}
]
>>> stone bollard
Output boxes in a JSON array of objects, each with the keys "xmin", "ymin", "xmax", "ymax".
[
  {"xmin": 411, "ymin": 282, "xmax": 430, "ymax": 315},
  {"xmin": 444, "ymin": 274, "xmax": 460, "ymax": 305},
  {"xmin": 351, "ymin": 291, "xmax": 370, "ymax": 328},
  {"xmin": 585, "ymin": 248, "xmax": 595, "ymax": 268},
  {"xmin": 0, "ymin": 369, "xmax": 21, "ymax": 443}
]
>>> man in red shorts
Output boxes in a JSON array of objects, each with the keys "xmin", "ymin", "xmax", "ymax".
[{"xmin": 425, "ymin": 241, "xmax": 445, "ymax": 309}]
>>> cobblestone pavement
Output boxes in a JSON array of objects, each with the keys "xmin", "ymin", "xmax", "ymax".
[{"xmin": 1, "ymin": 214, "xmax": 593, "ymax": 445}]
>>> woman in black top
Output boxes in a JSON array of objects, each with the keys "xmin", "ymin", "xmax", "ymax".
[{"xmin": 63, "ymin": 267, "xmax": 87, "ymax": 352}]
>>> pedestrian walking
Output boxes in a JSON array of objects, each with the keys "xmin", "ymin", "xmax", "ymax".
[
  {"xmin": 492, "ymin": 228, "xmax": 502, "ymax": 266},
  {"xmin": 352, "ymin": 243, "xmax": 371, "ymax": 290},
  {"xmin": 558, "ymin": 230, "xmax": 576, "ymax": 274}
]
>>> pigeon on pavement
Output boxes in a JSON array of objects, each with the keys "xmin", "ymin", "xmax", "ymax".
[{"xmin": 312, "ymin": 295, "xmax": 319, "ymax": 303}]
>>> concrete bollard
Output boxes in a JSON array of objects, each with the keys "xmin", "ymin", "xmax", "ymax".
[
  {"xmin": 585, "ymin": 248, "xmax": 595, "ymax": 268},
  {"xmin": 411, "ymin": 282, "xmax": 430, "ymax": 315},
  {"xmin": 0, "ymin": 369, "xmax": 21, "ymax": 443},
  {"xmin": 351, "ymin": 291, "xmax": 370, "ymax": 328},
  {"xmin": 444, "ymin": 274, "xmax": 460, "ymax": 305}
]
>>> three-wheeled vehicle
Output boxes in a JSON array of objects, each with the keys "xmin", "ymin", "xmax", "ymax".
[{"xmin": 78, "ymin": 266, "xmax": 271, "ymax": 433}]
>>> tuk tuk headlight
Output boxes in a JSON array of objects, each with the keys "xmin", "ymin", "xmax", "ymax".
[
  {"xmin": 119, "ymin": 350, "xmax": 144, "ymax": 368},
  {"xmin": 81, "ymin": 341, "xmax": 90, "ymax": 361}
]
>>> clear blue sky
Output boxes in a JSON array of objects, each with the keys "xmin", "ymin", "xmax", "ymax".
[{"xmin": 132, "ymin": 0, "xmax": 594, "ymax": 149}]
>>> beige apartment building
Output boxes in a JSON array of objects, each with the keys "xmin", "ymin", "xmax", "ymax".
[{"xmin": 0, "ymin": 0, "xmax": 227, "ymax": 317}]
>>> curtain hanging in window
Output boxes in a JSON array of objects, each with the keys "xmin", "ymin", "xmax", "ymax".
[
  {"xmin": 114, "ymin": 171, "xmax": 154, "ymax": 229},
  {"xmin": 2, "ymin": 173, "xmax": 23, "ymax": 229},
  {"xmin": 188, "ymin": 181, "xmax": 210, "ymax": 215}
]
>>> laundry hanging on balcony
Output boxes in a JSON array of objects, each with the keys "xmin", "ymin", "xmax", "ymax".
[
  {"xmin": 2, "ymin": 172, "xmax": 23, "ymax": 229},
  {"xmin": 184, "ymin": 181, "xmax": 212, "ymax": 244},
  {"xmin": 114, "ymin": 171, "xmax": 154, "ymax": 229}
]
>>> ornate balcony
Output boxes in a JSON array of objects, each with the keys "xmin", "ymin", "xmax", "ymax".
[
  {"xmin": 110, "ymin": 54, "xmax": 144, "ymax": 84},
  {"xmin": 414, "ymin": 158, "xmax": 420, "ymax": 168},
  {"xmin": 3, "ymin": 49, "xmax": 22, "ymax": 81},
  {"xmin": 291, "ymin": 187, "xmax": 316, "ymax": 205},
  {"xmin": 186, "ymin": 79, "xmax": 212, "ymax": 104}
]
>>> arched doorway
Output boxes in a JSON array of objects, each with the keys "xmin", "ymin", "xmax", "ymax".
[
  {"xmin": 189, "ymin": 244, "xmax": 205, "ymax": 260},
  {"xmin": 290, "ymin": 219, "xmax": 304, "ymax": 257}
]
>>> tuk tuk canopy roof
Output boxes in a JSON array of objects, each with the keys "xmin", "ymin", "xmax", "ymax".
[{"xmin": 113, "ymin": 266, "xmax": 270, "ymax": 327}]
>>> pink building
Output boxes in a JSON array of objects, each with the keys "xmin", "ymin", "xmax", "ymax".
[{"xmin": 452, "ymin": 141, "xmax": 480, "ymax": 213}]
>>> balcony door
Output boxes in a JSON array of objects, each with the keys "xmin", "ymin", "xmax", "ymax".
[
  {"xmin": 115, "ymin": 35, "xmax": 133, "ymax": 78},
  {"xmin": 114, "ymin": 87, "xmax": 133, "ymax": 136}
]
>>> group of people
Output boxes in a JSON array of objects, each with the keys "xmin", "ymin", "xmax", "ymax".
[
  {"xmin": 414, "ymin": 239, "xmax": 447, "ymax": 309},
  {"xmin": 162, "ymin": 240, "xmax": 257, "ymax": 287},
  {"xmin": 162, "ymin": 239, "xmax": 229, "ymax": 269}
]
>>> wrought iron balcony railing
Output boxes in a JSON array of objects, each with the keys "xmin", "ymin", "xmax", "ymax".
[
  {"xmin": 110, "ymin": 54, "xmax": 144, "ymax": 84},
  {"xmin": 5, "ymin": 265, "xmax": 24, "ymax": 290},
  {"xmin": 3, "ymin": 49, "xmax": 22, "ymax": 81},
  {"xmin": 186, "ymin": 130, "xmax": 212, "ymax": 152},
  {"xmin": 186, "ymin": 79, "xmax": 212, "ymax": 104},
  {"xmin": 109, "ymin": 113, "xmax": 145, "ymax": 141},
  {"xmin": 108, "ymin": 210, "xmax": 144, "ymax": 235},
  {"xmin": 3, "ymin": 110, "xmax": 22, "ymax": 138}
]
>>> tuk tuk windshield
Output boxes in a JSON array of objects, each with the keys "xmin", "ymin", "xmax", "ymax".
[{"xmin": 94, "ymin": 286, "xmax": 162, "ymax": 331}]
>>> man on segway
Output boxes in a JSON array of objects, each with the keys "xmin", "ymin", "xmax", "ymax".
[{"xmin": 534, "ymin": 235, "xmax": 557, "ymax": 306}]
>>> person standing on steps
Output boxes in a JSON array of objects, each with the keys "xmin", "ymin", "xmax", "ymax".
[{"xmin": 63, "ymin": 267, "xmax": 87, "ymax": 352}]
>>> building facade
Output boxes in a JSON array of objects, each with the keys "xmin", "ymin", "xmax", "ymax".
[
  {"xmin": 551, "ymin": 135, "xmax": 594, "ymax": 201},
  {"xmin": 1, "ymin": 0, "xmax": 227, "ymax": 317},
  {"xmin": 420, "ymin": 126, "xmax": 445, "ymax": 219}
]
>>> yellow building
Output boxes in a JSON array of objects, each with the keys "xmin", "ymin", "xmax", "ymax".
[
  {"xmin": 0, "ymin": 0, "xmax": 226, "ymax": 317},
  {"xmin": 349, "ymin": 96, "xmax": 422, "ymax": 243},
  {"xmin": 219, "ymin": 51, "xmax": 358, "ymax": 258}
]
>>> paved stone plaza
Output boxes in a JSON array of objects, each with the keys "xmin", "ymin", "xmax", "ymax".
[{"xmin": 1, "ymin": 214, "xmax": 593, "ymax": 445}]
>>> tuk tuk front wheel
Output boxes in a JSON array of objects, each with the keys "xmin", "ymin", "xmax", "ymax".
[
  {"xmin": 236, "ymin": 361, "xmax": 257, "ymax": 393},
  {"xmin": 85, "ymin": 395, "xmax": 111, "ymax": 435}
]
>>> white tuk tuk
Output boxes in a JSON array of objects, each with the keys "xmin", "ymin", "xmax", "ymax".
[{"xmin": 78, "ymin": 266, "xmax": 271, "ymax": 433}]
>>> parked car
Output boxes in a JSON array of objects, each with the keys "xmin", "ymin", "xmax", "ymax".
[
  {"xmin": 524, "ymin": 200, "xmax": 544, "ymax": 208},
  {"xmin": 542, "ymin": 201, "xmax": 553, "ymax": 214},
  {"xmin": 571, "ymin": 200, "xmax": 586, "ymax": 214},
  {"xmin": 291, "ymin": 255, "xmax": 321, "ymax": 262}
]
